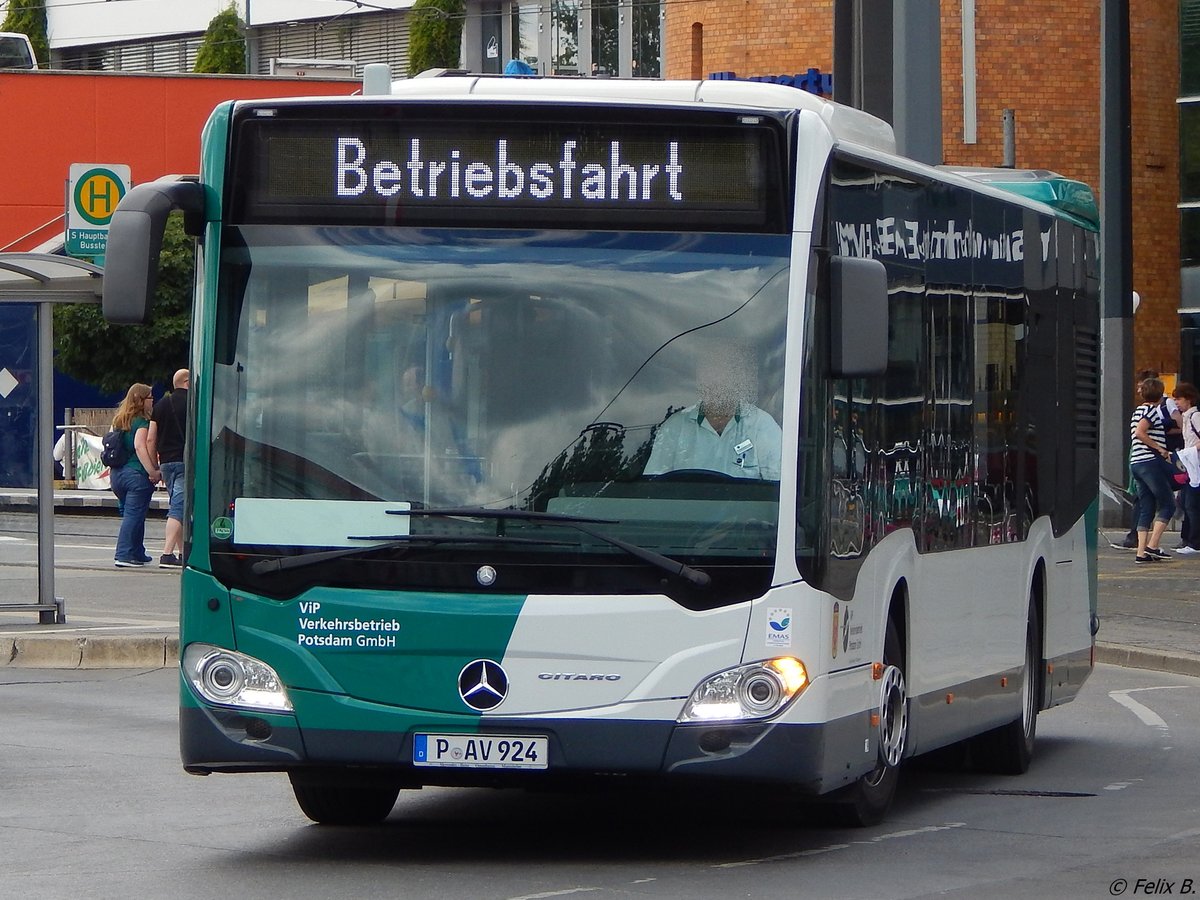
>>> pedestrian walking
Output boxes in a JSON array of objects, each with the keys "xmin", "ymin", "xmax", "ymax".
[
  {"xmin": 110, "ymin": 383, "xmax": 160, "ymax": 567},
  {"xmin": 1119, "ymin": 370, "xmax": 1164, "ymax": 548},
  {"xmin": 1172, "ymin": 382, "xmax": 1200, "ymax": 554},
  {"xmin": 1129, "ymin": 377, "xmax": 1177, "ymax": 563},
  {"xmin": 148, "ymin": 368, "xmax": 188, "ymax": 568}
]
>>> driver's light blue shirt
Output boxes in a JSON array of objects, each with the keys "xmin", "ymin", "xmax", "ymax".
[{"xmin": 644, "ymin": 403, "xmax": 782, "ymax": 480}]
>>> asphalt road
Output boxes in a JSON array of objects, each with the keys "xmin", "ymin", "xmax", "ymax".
[{"xmin": 1, "ymin": 663, "xmax": 1198, "ymax": 899}]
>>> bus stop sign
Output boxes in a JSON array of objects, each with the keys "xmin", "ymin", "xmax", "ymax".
[{"xmin": 66, "ymin": 163, "xmax": 131, "ymax": 259}]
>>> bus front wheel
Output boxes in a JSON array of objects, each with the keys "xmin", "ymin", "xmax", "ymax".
[
  {"xmin": 826, "ymin": 618, "xmax": 907, "ymax": 827},
  {"xmin": 288, "ymin": 770, "xmax": 402, "ymax": 825}
]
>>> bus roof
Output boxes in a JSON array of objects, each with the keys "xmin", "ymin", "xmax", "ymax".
[
  {"xmin": 369, "ymin": 74, "xmax": 898, "ymax": 155},
  {"xmin": 940, "ymin": 166, "xmax": 1100, "ymax": 231}
]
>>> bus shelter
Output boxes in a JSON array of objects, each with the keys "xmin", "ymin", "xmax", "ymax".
[{"xmin": 0, "ymin": 253, "xmax": 103, "ymax": 624}]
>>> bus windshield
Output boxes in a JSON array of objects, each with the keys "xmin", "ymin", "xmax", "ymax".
[{"xmin": 211, "ymin": 226, "xmax": 789, "ymax": 590}]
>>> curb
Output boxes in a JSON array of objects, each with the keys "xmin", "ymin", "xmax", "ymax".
[
  {"xmin": 0, "ymin": 635, "xmax": 179, "ymax": 669},
  {"xmin": 0, "ymin": 492, "xmax": 169, "ymax": 514},
  {"xmin": 1094, "ymin": 642, "xmax": 1200, "ymax": 679}
]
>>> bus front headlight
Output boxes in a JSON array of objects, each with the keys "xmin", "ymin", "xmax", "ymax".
[
  {"xmin": 183, "ymin": 643, "xmax": 293, "ymax": 712},
  {"xmin": 678, "ymin": 657, "xmax": 808, "ymax": 723}
]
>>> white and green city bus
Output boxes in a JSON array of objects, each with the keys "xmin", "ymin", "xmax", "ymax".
[{"xmin": 103, "ymin": 74, "xmax": 1099, "ymax": 827}]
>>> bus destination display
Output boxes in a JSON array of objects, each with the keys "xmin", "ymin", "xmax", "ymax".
[{"xmin": 231, "ymin": 110, "xmax": 784, "ymax": 231}]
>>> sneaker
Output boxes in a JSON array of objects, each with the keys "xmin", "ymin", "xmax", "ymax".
[
  {"xmin": 140, "ymin": 555, "xmax": 154, "ymax": 563},
  {"xmin": 159, "ymin": 553, "xmax": 183, "ymax": 568},
  {"xmin": 1146, "ymin": 547, "xmax": 1172, "ymax": 560},
  {"xmin": 114, "ymin": 559, "xmax": 145, "ymax": 568},
  {"xmin": 1176, "ymin": 545, "xmax": 1200, "ymax": 555},
  {"xmin": 1134, "ymin": 554, "xmax": 1158, "ymax": 564},
  {"xmin": 1117, "ymin": 536, "xmax": 1139, "ymax": 550}
]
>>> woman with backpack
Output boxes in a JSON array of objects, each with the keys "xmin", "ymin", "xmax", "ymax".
[
  {"xmin": 1129, "ymin": 377, "xmax": 1178, "ymax": 563},
  {"xmin": 110, "ymin": 382, "xmax": 160, "ymax": 567}
]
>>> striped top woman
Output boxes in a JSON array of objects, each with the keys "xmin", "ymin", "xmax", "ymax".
[
  {"xmin": 1129, "ymin": 392, "xmax": 1168, "ymax": 465},
  {"xmin": 1128, "ymin": 377, "xmax": 1176, "ymax": 562}
]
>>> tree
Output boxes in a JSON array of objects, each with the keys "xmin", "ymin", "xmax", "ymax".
[
  {"xmin": 407, "ymin": 0, "xmax": 463, "ymax": 76},
  {"xmin": 1, "ymin": 0, "xmax": 49, "ymax": 67},
  {"xmin": 194, "ymin": 4, "xmax": 245, "ymax": 74},
  {"xmin": 53, "ymin": 215, "xmax": 194, "ymax": 394}
]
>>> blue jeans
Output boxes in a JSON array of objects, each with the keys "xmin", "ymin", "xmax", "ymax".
[
  {"xmin": 160, "ymin": 460, "xmax": 184, "ymax": 522},
  {"xmin": 1130, "ymin": 458, "xmax": 1177, "ymax": 530},
  {"xmin": 112, "ymin": 466, "xmax": 154, "ymax": 562},
  {"xmin": 1181, "ymin": 483, "xmax": 1200, "ymax": 549}
]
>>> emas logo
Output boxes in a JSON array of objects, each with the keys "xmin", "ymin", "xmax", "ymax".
[{"xmin": 766, "ymin": 607, "xmax": 792, "ymax": 647}]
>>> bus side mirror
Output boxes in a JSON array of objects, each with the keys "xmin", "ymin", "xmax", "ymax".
[
  {"xmin": 830, "ymin": 256, "xmax": 889, "ymax": 378},
  {"xmin": 103, "ymin": 178, "xmax": 206, "ymax": 325}
]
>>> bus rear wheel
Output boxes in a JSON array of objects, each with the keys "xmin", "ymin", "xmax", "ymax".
[
  {"xmin": 288, "ymin": 770, "xmax": 402, "ymax": 825},
  {"xmin": 826, "ymin": 618, "xmax": 907, "ymax": 827}
]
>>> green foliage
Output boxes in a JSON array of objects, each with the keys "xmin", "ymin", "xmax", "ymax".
[
  {"xmin": 407, "ymin": 0, "xmax": 464, "ymax": 76},
  {"xmin": 194, "ymin": 5, "xmax": 245, "ymax": 74},
  {"xmin": 1, "ymin": 0, "xmax": 49, "ymax": 67},
  {"xmin": 53, "ymin": 216, "xmax": 193, "ymax": 394}
]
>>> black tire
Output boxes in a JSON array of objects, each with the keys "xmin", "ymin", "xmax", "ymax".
[
  {"xmin": 288, "ymin": 770, "xmax": 401, "ymax": 825},
  {"xmin": 827, "ymin": 617, "xmax": 907, "ymax": 827},
  {"xmin": 970, "ymin": 603, "xmax": 1040, "ymax": 775}
]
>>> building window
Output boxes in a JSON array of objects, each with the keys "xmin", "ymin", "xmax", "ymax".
[
  {"xmin": 1184, "ymin": 0, "xmax": 1200, "ymax": 96},
  {"xmin": 1182, "ymin": 208, "xmax": 1200, "ymax": 269},
  {"xmin": 1182, "ymin": 103, "xmax": 1200, "ymax": 201},
  {"xmin": 552, "ymin": 0, "xmax": 581, "ymax": 74},
  {"xmin": 632, "ymin": 0, "xmax": 661, "ymax": 78},
  {"xmin": 592, "ymin": 0, "xmax": 619, "ymax": 76},
  {"xmin": 511, "ymin": 3, "xmax": 540, "ymax": 70}
]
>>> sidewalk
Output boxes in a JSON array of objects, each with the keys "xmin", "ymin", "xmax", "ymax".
[
  {"xmin": 1, "ymin": 489, "xmax": 1198, "ymax": 676},
  {"xmin": 0, "ymin": 485, "xmax": 168, "ymax": 512},
  {"xmin": 1093, "ymin": 528, "xmax": 1200, "ymax": 678}
]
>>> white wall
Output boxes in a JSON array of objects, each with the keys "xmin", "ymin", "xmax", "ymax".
[{"xmin": 46, "ymin": 0, "xmax": 413, "ymax": 50}]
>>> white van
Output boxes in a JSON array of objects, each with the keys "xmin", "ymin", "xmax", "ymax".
[{"xmin": 0, "ymin": 32, "xmax": 38, "ymax": 69}]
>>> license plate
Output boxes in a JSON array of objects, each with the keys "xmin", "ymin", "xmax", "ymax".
[{"xmin": 413, "ymin": 733, "xmax": 548, "ymax": 769}]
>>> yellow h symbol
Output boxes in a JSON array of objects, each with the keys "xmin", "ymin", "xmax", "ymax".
[{"xmin": 86, "ymin": 177, "xmax": 116, "ymax": 216}]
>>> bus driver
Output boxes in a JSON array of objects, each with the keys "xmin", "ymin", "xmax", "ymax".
[{"xmin": 643, "ymin": 349, "xmax": 782, "ymax": 480}]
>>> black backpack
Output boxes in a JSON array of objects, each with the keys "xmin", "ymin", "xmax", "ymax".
[
  {"xmin": 1161, "ymin": 402, "xmax": 1185, "ymax": 452},
  {"xmin": 101, "ymin": 429, "xmax": 131, "ymax": 468}
]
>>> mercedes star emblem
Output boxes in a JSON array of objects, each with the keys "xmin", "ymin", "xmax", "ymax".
[
  {"xmin": 476, "ymin": 565, "xmax": 498, "ymax": 586},
  {"xmin": 458, "ymin": 659, "xmax": 509, "ymax": 711}
]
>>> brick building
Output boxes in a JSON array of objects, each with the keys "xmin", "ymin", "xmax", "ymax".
[{"xmin": 665, "ymin": 0, "xmax": 1184, "ymax": 384}]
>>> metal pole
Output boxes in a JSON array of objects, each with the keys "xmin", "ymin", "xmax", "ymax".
[
  {"xmin": 961, "ymin": 0, "xmax": 977, "ymax": 144},
  {"xmin": 37, "ymin": 302, "xmax": 61, "ymax": 623},
  {"xmin": 1002, "ymin": 109, "xmax": 1016, "ymax": 167},
  {"xmin": 1099, "ymin": 0, "xmax": 1133, "ymax": 527},
  {"xmin": 62, "ymin": 408, "xmax": 74, "ymax": 482}
]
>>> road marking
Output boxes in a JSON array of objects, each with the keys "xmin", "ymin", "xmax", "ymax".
[
  {"xmin": 1110, "ymin": 686, "xmax": 1188, "ymax": 750},
  {"xmin": 0, "ymin": 623, "xmax": 176, "ymax": 636},
  {"xmin": 714, "ymin": 822, "xmax": 966, "ymax": 868},
  {"xmin": 505, "ymin": 889, "xmax": 601, "ymax": 900},
  {"xmin": 1104, "ymin": 779, "xmax": 1142, "ymax": 791},
  {"xmin": 1109, "ymin": 686, "xmax": 1188, "ymax": 728}
]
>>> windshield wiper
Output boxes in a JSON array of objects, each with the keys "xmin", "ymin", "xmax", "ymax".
[
  {"xmin": 250, "ymin": 534, "xmax": 575, "ymax": 576},
  {"xmin": 385, "ymin": 507, "xmax": 712, "ymax": 588}
]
